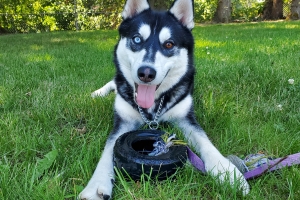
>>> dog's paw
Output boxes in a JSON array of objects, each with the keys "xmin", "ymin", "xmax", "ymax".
[
  {"xmin": 79, "ymin": 180, "xmax": 113, "ymax": 200},
  {"xmin": 91, "ymin": 80, "xmax": 116, "ymax": 98},
  {"xmin": 206, "ymin": 156, "xmax": 250, "ymax": 195},
  {"xmin": 91, "ymin": 88, "xmax": 108, "ymax": 98}
]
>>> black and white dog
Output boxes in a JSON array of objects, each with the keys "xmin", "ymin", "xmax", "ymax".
[{"xmin": 79, "ymin": 0, "xmax": 250, "ymax": 199}]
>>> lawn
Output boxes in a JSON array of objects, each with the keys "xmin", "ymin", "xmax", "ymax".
[{"xmin": 0, "ymin": 21, "xmax": 300, "ymax": 199}]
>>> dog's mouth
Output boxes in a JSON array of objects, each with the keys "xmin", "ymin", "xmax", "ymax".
[{"xmin": 135, "ymin": 84, "xmax": 159, "ymax": 109}]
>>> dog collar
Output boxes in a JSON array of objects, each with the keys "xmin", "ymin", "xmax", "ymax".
[{"xmin": 137, "ymin": 96, "xmax": 165, "ymax": 129}]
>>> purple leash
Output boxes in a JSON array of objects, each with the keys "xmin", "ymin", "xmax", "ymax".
[
  {"xmin": 244, "ymin": 153, "xmax": 300, "ymax": 179},
  {"xmin": 187, "ymin": 147, "xmax": 206, "ymax": 173},
  {"xmin": 187, "ymin": 147, "xmax": 300, "ymax": 180}
]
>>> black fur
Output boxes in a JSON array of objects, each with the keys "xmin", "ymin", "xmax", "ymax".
[{"xmin": 114, "ymin": 8, "xmax": 195, "ymax": 123}]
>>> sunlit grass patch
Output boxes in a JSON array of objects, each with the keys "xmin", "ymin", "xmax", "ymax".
[{"xmin": 0, "ymin": 22, "xmax": 299, "ymax": 199}]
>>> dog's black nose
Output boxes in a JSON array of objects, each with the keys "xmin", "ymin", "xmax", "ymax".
[{"xmin": 137, "ymin": 67, "xmax": 156, "ymax": 82}]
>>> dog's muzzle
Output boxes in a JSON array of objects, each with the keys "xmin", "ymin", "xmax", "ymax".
[{"xmin": 135, "ymin": 66, "xmax": 158, "ymax": 109}]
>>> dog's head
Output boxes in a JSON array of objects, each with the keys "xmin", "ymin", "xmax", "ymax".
[{"xmin": 116, "ymin": 0, "xmax": 194, "ymax": 108}]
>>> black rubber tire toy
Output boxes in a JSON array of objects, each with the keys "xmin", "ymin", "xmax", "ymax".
[{"xmin": 113, "ymin": 129, "xmax": 187, "ymax": 181}]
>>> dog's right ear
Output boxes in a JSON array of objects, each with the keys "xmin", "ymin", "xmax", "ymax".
[
  {"xmin": 169, "ymin": 0, "xmax": 194, "ymax": 30},
  {"xmin": 122, "ymin": 0, "xmax": 150, "ymax": 19}
]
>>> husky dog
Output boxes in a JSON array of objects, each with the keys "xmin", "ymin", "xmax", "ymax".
[{"xmin": 79, "ymin": 0, "xmax": 250, "ymax": 199}]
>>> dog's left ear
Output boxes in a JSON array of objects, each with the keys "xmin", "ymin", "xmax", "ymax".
[
  {"xmin": 169, "ymin": 0, "xmax": 194, "ymax": 30},
  {"xmin": 122, "ymin": 0, "xmax": 150, "ymax": 19}
]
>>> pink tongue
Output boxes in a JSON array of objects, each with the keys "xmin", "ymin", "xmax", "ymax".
[{"xmin": 136, "ymin": 85, "xmax": 156, "ymax": 108}]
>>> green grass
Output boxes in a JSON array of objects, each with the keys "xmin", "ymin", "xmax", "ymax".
[{"xmin": 0, "ymin": 21, "xmax": 300, "ymax": 199}]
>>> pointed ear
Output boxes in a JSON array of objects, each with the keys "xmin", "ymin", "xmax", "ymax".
[
  {"xmin": 169, "ymin": 0, "xmax": 194, "ymax": 29},
  {"xmin": 122, "ymin": 0, "xmax": 150, "ymax": 19}
]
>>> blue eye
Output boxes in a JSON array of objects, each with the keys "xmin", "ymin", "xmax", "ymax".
[{"xmin": 133, "ymin": 36, "xmax": 142, "ymax": 44}]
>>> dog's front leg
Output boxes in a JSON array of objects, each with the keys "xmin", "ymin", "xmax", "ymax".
[
  {"xmin": 176, "ymin": 117, "xmax": 250, "ymax": 195},
  {"xmin": 79, "ymin": 122, "xmax": 140, "ymax": 199},
  {"xmin": 79, "ymin": 94, "xmax": 143, "ymax": 200},
  {"xmin": 91, "ymin": 80, "xmax": 116, "ymax": 98},
  {"xmin": 78, "ymin": 136, "xmax": 116, "ymax": 200}
]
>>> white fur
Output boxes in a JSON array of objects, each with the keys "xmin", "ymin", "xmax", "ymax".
[
  {"xmin": 122, "ymin": 0, "xmax": 149, "ymax": 19},
  {"xmin": 114, "ymin": 94, "xmax": 143, "ymax": 124},
  {"xmin": 176, "ymin": 120, "xmax": 250, "ymax": 195},
  {"xmin": 116, "ymin": 38, "xmax": 189, "ymax": 99},
  {"xmin": 139, "ymin": 24, "xmax": 151, "ymax": 41},
  {"xmin": 91, "ymin": 80, "xmax": 116, "ymax": 97},
  {"xmin": 154, "ymin": 49, "xmax": 188, "ymax": 98},
  {"xmin": 82, "ymin": 0, "xmax": 250, "ymax": 199},
  {"xmin": 79, "ymin": 96, "xmax": 143, "ymax": 200},
  {"xmin": 169, "ymin": 0, "xmax": 194, "ymax": 29},
  {"xmin": 162, "ymin": 95, "xmax": 250, "ymax": 195},
  {"xmin": 78, "ymin": 123, "xmax": 138, "ymax": 200},
  {"xmin": 161, "ymin": 94, "xmax": 192, "ymax": 121},
  {"xmin": 78, "ymin": 141, "xmax": 115, "ymax": 200},
  {"xmin": 115, "ymin": 26, "xmax": 188, "ymax": 100},
  {"xmin": 116, "ymin": 38, "xmax": 137, "ymax": 89},
  {"xmin": 159, "ymin": 27, "xmax": 171, "ymax": 44}
]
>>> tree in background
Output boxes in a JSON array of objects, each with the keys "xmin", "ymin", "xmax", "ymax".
[
  {"xmin": 289, "ymin": 0, "xmax": 300, "ymax": 19},
  {"xmin": 0, "ymin": 0, "xmax": 298, "ymax": 33},
  {"xmin": 148, "ymin": 0, "xmax": 172, "ymax": 10},
  {"xmin": 262, "ymin": 0, "xmax": 284, "ymax": 19},
  {"xmin": 213, "ymin": 0, "xmax": 232, "ymax": 22}
]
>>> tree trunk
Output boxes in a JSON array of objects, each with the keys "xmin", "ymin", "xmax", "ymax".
[
  {"xmin": 213, "ymin": 0, "xmax": 232, "ymax": 23},
  {"xmin": 148, "ymin": 0, "xmax": 170, "ymax": 10},
  {"xmin": 263, "ymin": 0, "xmax": 284, "ymax": 20},
  {"xmin": 289, "ymin": 0, "xmax": 300, "ymax": 19},
  {"xmin": 272, "ymin": 0, "xmax": 284, "ymax": 19}
]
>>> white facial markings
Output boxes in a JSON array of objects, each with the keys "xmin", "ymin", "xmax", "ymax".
[
  {"xmin": 116, "ymin": 38, "xmax": 133, "ymax": 84},
  {"xmin": 117, "ymin": 24, "xmax": 152, "ymax": 88},
  {"xmin": 139, "ymin": 24, "xmax": 151, "ymax": 41},
  {"xmin": 159, "ymin": 27, "xmax": 171, "ymax": 44},
  {"xmin": 116, "ymin": 37, "xmax": 147, "ymax": 89},
  {"xmin": 154, "ymin": 48, "xmax": 188, "ymax": 98},
  {"xmin": 117, "ymin": 24, "xmax": 189, "ymax": 100}
]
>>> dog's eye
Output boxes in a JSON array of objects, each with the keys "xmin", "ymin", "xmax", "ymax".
[
  {"xmin": 164, "ymin": 41, "xmax": 174, "ymax": 49},
  {"xmin": 133, "ymin": 36, "xmax": 142, "ymax": 44}
]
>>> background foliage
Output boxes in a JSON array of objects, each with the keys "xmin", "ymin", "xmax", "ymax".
[
  {"xmin": 194, "ymin": 0, "xmax": 218, "ymax": 22},
  {"xmin": 1, "ymin": 0, "xmax": 294, "ymax": 33},
  {"xmin": 231, "ymin": 0, "xmax": 265, "ymax": 21},
  {"xmin": 0, "ymin": 0, "xmax": 123, "ymax": 33}
]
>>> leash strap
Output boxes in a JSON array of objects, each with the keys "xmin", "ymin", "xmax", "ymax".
[
  {"xmin": 244, "ymin": 152, "xmax": 300, "ymax": 179},
  {"xmin": 187, "ymin": 147, "xmax": 206, "ymax": 173},
  {"xmin": 186, "ymin": 147, "xmax": 300, "ymax": 179}
]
